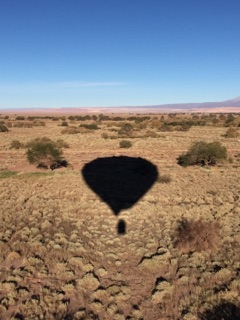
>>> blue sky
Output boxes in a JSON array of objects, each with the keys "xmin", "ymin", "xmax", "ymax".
[{"xmin": 0, "ymin": 0, "xmax": 240, "ymax": 109}]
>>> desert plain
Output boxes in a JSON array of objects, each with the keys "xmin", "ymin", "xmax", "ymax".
[{"xmin": 0, "ymin": 111, "xmax": 240, "ymax": 319}]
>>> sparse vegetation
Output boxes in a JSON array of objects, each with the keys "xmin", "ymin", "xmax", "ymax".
[{"xmin": 0, "ymin": 112, "xmax": 240, "ymax": 319}]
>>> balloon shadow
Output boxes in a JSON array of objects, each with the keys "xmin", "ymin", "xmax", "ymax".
[{"xmin": 82, "ymin": 156, "xmax": 158, "ymax": 234}]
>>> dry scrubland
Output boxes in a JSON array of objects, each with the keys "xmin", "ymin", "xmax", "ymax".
[{"xmin": 0, "ymin": 113, "xmax": 240, "ymax": 319}]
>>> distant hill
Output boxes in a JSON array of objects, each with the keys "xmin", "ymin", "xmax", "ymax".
[
  {"xmin": 1, "ymin": 96, "xmax": 240, "ymax": 114},
  {"xmin": 143, "ymin": 96, "xmax": 240, "ymax": 110}
]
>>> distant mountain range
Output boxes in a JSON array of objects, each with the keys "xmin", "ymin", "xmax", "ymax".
[
  {"xmin": 143, "ymin": 96, "xmax": 240, "ymax": 110},
  {"xmin": 1, "ymin": 96, "xmax": 240, "ymax": 114}
]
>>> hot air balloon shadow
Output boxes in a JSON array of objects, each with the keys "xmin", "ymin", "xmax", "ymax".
[{"xmin": 82, "ymin": 156, "xmax": 158, "ymax": 235}]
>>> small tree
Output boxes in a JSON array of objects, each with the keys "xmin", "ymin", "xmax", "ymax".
[
  {"xmin": 26, "ymin": 138, "xmax": 65, "ymax": 168},
  {"xmin": 177, "ymin": 141, "xmax": 227, "ymax": 166}
]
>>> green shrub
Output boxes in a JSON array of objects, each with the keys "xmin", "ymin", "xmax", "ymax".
[
  {"xmin": 0, "ymin": 124, "xmax": 9, "ymax": 132},
  {"xmin": 26, "ymin": 137, "xmax": 66, "ymax": 168},
  {"xmin": 61, "ymin": 121, "xmax": 68, "ymax": 126},
  {"xmin": 177, "ymin": 141, "xmax": 227, "ymax": 167},
  {"xmin": 119, "ymin": 140, "xmax": 132, "ymax": 148},
  {"xmin": 26, "ymin": 137, "xmax": 69, "ymax": 150}
]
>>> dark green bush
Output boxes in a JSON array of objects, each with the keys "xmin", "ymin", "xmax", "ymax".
[
  {"xmin": 177, "ymin": 141, "xmax": 227, "ymax": 166},
  {"xmin": 61, "ymin": 121, "xmax": 68, "ymax": 126}
]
